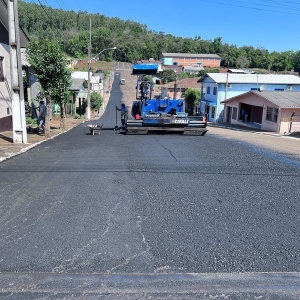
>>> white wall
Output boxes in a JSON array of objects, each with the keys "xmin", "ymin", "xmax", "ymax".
[
  {"xmin": 0, "ymin": 43, "xmax": 12, "ymax": 119},
  {"xmin": 279, "ymin": 108, "xmax": 300, "ymax": 133}
]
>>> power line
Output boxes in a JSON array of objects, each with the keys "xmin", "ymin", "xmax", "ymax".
[
  {"xmin": 203, "ymin": 0, "xmax": 300, "ymax": 16},
  {"xmin": 27, "ymin": 0, "xmax": 69, "ymax": 40}
]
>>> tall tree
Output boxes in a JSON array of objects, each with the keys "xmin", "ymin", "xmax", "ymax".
[
  {"xmin": 184, "ymin": 88, "xmax": 200, "ymax": 115},
  {"xmin": 292, "ymin": 51, "xmax": 300, "ymax": 73},
  {"xmin": 26, "ymin": 39, "xmax": 71, "ymax": 138}
]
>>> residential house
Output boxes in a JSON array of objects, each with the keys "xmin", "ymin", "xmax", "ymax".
[
  {"xmin": 71, "ymin": 71, "xmax": 104, "ymax": 116},
  {"xmin": 199, "ymin": 73, "xmax": 300, "ymax": 123},
  {"xmin": 161, "ymin": 53, "xmax": 221, "ymax": 69},
  {"xmin": 0, "ymin": 0, "xmax": 29, "ymax": 131},
  {"xmin": 160, "ymin": 77, "xmax": 201, "ymax": 100},
  {"xmin": 221, "ymin": 91, "xmax": 300, "ymax": 133},
  {"xmin": 68, "ymin": 78, "xmax": 86, "ymax": 116}
]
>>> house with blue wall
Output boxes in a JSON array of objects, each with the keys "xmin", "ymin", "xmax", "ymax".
[{"xmin": 199, "ymin": 73, "xmax": 300, "ymax": 123}]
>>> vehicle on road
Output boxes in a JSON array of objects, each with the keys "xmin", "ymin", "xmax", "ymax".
[{"xmin": 125, "ymin": 64, "xmax": 208, "ymax": 135}]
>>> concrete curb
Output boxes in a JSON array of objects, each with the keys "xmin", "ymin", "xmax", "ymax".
[
  {"xmin": 0, "ymin": 120, "xmax": 86, "ymax": 163},
  {"xmin": 0, "ymin": 72, "xmax": 115, "ymax": 164}
]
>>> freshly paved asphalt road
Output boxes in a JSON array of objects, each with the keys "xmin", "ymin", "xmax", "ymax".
[{"xmin": 0, "ymin": 74, "xmax": 300, "ymax": 299}]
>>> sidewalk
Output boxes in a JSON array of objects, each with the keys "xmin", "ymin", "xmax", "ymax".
[
  {"xmin": 0, "ymin": 72, "xmax": 114, "ymax": 163},
  {"xmin": 208, "ymin": 122, "xmax": 300, "ymax": 138}
]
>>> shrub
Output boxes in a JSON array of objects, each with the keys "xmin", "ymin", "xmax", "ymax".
[
  {"xmin": 90, "ymin": 91, "xmax": 103, "ymax": 110},
  {"xmin": 26, "ymin": 117, "xmax": 38, "ymax": 127}
]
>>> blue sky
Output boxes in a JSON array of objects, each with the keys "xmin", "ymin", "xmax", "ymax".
[{"xmin": 25, "ymin": 0, "xmax": 300, "ymax": 53}]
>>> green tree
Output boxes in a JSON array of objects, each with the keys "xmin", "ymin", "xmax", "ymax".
[
  {"xmin": 236, "ymin": 55, "xmax": 250, "ymax": 69},
  {"xmin": 90, "ymin": 91, "xmax": 103, "ymax": 111},
  {"xmin": 18, "ymin": 0, "xmax": 300, "ymax": 72},
  {"xmin": 161, "ymin": 69, "xmax": 176, "ymax": 84},
  {"xmin": 26, "ymin": 39, "xmax": 71, "ymax": 137},
  {"xmin": 184, "ymin": 88, "xmax": 200, "ymax": 115},
  {"xmin": 292, "ymin": 51, "xmax": 300, "ymax": 73},
  {"xmin": 178, "ymin": 72, "xmax": 189, "ymax": 80}
]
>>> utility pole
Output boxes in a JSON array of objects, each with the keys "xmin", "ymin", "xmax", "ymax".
[
  {"xmin": 8, "ymin": 0, "xmax": 27, "ymax": 143},
  {"xmin": 86, "ymin": 15, "xmax": 92, "ymax": 120},
  {"xmin": 174, "ymin": 69, "xmax": 177, "ymax": 100}
]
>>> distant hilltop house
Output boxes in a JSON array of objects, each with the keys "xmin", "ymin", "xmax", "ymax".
[{"xmin": 160, "ymin": 53, "xmax": 221, "ymax": 69}]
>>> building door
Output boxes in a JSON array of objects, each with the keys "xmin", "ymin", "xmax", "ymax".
[
  {"xmin": 205, "ymin": 105, "xmax": 210, "ymax": 121},
  {"xmin": 226, "ymin": 106, "xmax": 232, "ymax": 123},
  {"xmin": 252, "ymin": 105, "xmax": 263, "ymax": 124}
]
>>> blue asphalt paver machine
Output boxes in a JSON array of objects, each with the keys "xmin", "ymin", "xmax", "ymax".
[{"xmin": 124, "ymin": 64, "xmax": 208, "ymax": 135}]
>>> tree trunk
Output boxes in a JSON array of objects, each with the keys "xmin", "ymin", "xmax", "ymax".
[
  {"xmin": 45, "ymin": 94, "xmax": 51, "ymax": 138},
  {"xmin": 60, "ymin": 102, "xmax": 66, "ymax": 130}
]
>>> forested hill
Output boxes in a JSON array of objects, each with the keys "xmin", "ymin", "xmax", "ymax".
[{"xmin": 18, "ymin": 0, "xmax": 300, "ymax": 73}]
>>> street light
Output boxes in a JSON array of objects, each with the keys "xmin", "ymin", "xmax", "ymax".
[
  {"xmin": 86, "ymin": 46, "xmax": 117, "ymax": 120},
  {"xmin": 93, "ymin": 47, "xmax": 117, "ymax": 61}
]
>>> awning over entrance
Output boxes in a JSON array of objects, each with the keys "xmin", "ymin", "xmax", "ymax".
[
  {"xmin": 132, "ymin": 63, "xmax": 158, "ymax": 74},
  {"xmin": 202, "ymin": 100, "xmax": 217, "ymax": 106}
]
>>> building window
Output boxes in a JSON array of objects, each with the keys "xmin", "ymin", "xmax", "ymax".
[
  {"xmin": 207, "ymin": 86, "xmax": 211, "ymax": 94},
  {"xmin": 0, "ymin": 57, "xmax": 4, "ymax": 82},
  {"xmin": 213, "ymin": 87, "xmax": 217, "ymax": 95},
  {"xmin": 251, "ymin": 88, "xmax": 258, "ymax": 91},
  {"xmin": 232, "ymin": 107, "xmax": 237, "ymax": 120},
  {"xmin": 275, "ymin": 88, "xmax": 284, "ymax": 91},
  {"xmin": 266, "ymin": 106, "xmax": 278, "ymax": 123}
]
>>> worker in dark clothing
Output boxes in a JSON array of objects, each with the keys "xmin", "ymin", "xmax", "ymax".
[
  {"xmin": 116, "ymin": 103, "xmax": 128, "ymax": 129},
  {"xmin": 241, "ymin": 108, "xmax": 247, "ymax": 122}
]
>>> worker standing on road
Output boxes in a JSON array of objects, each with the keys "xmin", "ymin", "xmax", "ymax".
[
  {"xmin": 116, "ymin": 103, "xmax": 128, "ymax": 130},
  {"xmin": 38, "ymin": 100, "xmax": 46, "ymax": 132}
]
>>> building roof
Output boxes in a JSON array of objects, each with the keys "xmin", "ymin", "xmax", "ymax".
[
  {"xmin": 162, "ymin": 65, "xmax": 182, "ymax": 72},
  {"xmin": 161, "ymin": 53, "xmax": 221, "ymax": 59},
  {"xmin": 223, "ymin": 91, "xmax": 300, "ymax": 108},
  {"xmin": 0, "ymin": 0, "xmax": 29, "ymax": 47},
  {"xmin": 69, "ymin": 78, "xmax": 85, "ymax": 91},
  {"xmin": 136, "ymin": 59, "xmax": 161, "ymax": 64},
  {"xmin": 132, "ymin": 63, "xmax": 158, "ymax": 74},
  {"xmin": 90, "ymin": 73, "xmax": 104, "ymax": 84},
  {"xmin": 228, "ymin": 69, "xmax": 246, "ymax": 73},
  {"xmin": 202, "ymin": 73, "xmax": 300, "ymax": 84},
  {"xmin": 183, "ymin": 66, "xmax": 204, "ymax": 72},
  {"xmin": 72, "ymin": 71, "xmax": 88, "ymax": 80},
  {"xmin": 161, "ymin": 78, "xmax": 201, "ymax": 89}
]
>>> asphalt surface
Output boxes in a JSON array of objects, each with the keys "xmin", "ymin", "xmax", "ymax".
[{"xmin": 0, "ymin": 74, "xmax": 300, "ymax": 299}]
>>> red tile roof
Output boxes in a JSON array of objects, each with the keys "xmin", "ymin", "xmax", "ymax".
[{"xmin": 161, "ymin": 78, "xmax": 201, "ymax": 89}]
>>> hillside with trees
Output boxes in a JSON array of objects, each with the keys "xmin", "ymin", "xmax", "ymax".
[{"xmin": 18, "ymin": 0, "xmax": 300, "ymax": 73}]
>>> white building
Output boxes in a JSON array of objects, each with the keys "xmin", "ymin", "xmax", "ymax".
[{"xmin": 0, "ymin": 0, "xmax": 29, "ymax": 131}]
